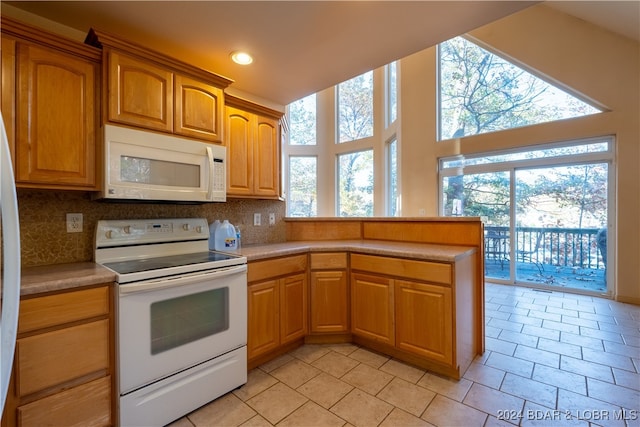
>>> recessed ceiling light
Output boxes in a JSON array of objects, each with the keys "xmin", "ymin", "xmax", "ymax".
[{"xmin": 230, "ymin": 51, "xmax": 253, "ymax": 65}]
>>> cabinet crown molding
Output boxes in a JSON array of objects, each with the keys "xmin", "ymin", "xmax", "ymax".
[{"xmin": 85, "ymin": 27, "xmax": 234, "ymax": 89}]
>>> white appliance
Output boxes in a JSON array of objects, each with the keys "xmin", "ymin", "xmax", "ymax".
[
  {"xmin": 0, "ymin": 113, "xmax": 21, "ymax": 413},
  {"xmin": 100, "ymin": 124, "xmax": 227, "ymax": 203},
  {"xmin": 95, "ymin": 218, "xmax": 247, "ymax": 427}
]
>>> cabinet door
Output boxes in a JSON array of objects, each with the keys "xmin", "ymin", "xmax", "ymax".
[
  {"xmin": 253, "ymin": 115, "xmax": 279, "ymax": 197},
  {"xmin": 175, "ymin": 75, "xmax": 224, "ymax": 143},
  {"xmin": 18, "ymin": 375, "xmax": 111, "ymax": 427},
  {"xmin": 350, "ymin": 273, "xmax": 394, "ymax": 345},
  {"xmin": 247, "ymin": 279, "xmax": 279, "ymax": 359},
  {"xmin": 280, "ymin": 273, "xmax": 308, "ymax": 343},
  {"xmin": 226, "ymin": 106, "xmax": 253, "ymax": 196},
  {"xmin": 395, "ymin": 280, "xmax": 453, "ymax": 365},
  {"xmin": 108, "ymin": 50, "xmax": 173, "ymax": 132},
  {"xmin": 16, "ymin": 43, "xmax": 97, "ymax": 188},
  {"xmin": 310, "ymin": 271, "xmax": 348, "ymax": 333},
  {"xmin": 1, "ymin": 36, "xmax": 16, "ymax": 160}
]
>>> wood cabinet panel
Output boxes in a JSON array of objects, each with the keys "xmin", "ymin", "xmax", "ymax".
[
  {"xmin": 16, "ymin": 319, "xmax": 109, "ymax": 396},
  {"xmin": 350, "ymin": 273, "xmax": 394, "ymax": 345},
  {"xmin": 310, "ymin": 271, "xmax": 348, "ymax": 333},
  {"xmin": 280, "ymin": 273, "xmax": 308, "ymax": 343},
  {"xmin": 174, "ymin": 74, "xmax": 223, "ymax": 142},
  {"xmin": 16, "ymin": 43, "xmax": 97, "ymax": 188},
  {"xmin": 1, "ymin": 36, "xmax": 16, "ymax": 159},
  {"xmin": 247, "ymin": 279, "xmax": 280, "ymax": 359},
  {"xmin": 351, "ymin": 253, "xmax": 451, "ymax": 285},
  {"xmin": 310, "ymin": 252, "xmax": 348, "ymax": 270},
  {"xmin": 108, "ymin": 50, "xmax": 173, "ymax": 132},
  {"xmin": 247, "ymin": 254, "xmax": 307, "ymax": 283},
  {"xmin": 18, "ymin": 286, "xmax": 109, "ymax": 334},
  {"xmin": 395, "ymin": 280, "xmax": 453, "ymax": 365},
  {"xmin": 17, "ymin": 375, "xmax": 111, "ymax": 427},
  {"xmin": 226, "ymin": 106, "xmax": 252, "ymax": 195},
  {"xmin": 254, "ymin": 116, "xmax": 279, "ymax": 196}
]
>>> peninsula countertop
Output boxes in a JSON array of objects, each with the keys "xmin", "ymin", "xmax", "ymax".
[{"xmin": 15, "ymin": 239, "xmax": 476, "ymax": 296}]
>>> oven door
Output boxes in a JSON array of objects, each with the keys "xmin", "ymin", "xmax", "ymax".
[{"xmin": 117, "ymin": 264, "xmax": 247, "ymax": 394}]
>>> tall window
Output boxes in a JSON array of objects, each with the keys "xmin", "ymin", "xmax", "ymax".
[
  {"xmin": 438, "ymin": 37, "xmax": 601, "ymax": 140},
  {"xmin": 338, "ymin": 150, "xmax": 373, "ymax": 217},
  {"xmin": 386, "ymin": 62, "xmax": 397, "ymax": 126},
  {"xmin": 387, "ymin": 137, "xmax": 398, "ymax": 216},
  {"xmin": 338, "ymin": 71, "xmax": 373, "ymax": 143},
  {"xmin": 288, "ymin": 156, "xmax": 317, "ymax": 217},
  {"xmin": 289, "ymin": 94, "xmax": 316, "ymax": 145}
]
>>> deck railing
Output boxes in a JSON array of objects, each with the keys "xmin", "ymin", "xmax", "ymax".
[{"xmin": 484, "ymin": 226, "xmax": 606, "ymax": 270}]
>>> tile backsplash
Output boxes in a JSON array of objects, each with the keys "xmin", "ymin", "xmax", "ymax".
[{"xmin": 16, "ymin": 189, "xmax": 286, "ymax": 267}]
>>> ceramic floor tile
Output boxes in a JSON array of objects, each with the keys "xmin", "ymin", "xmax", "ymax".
[
  {"xmin": 486, "ymin": 336, "xmax": 518, "ymax": 356},
  {"xmin": 520, "ymin": 401, "xmax": 589, "ymax": 426},
  {"xmin": 587, "ymin": 377, "xmax": 640, "ymax": 410},
  {"xmin": 612, "ymin": 368, "xmax": 640, "ymax": 391},
  {"xmin": 233, "ymin": 369, "xmax": 278, "ymax": 401},
  {"xmin": 239, "ymin": 414, "xmax": 273, "ymax": 427},
  {"xmin": 296, "ymin": 372, "xmax": 354, "ymax": 409},
  {"xmin": 379, "ymin": 408, "xmax": 434, "ymax": 427},
  {"xmin": 348, "ymin": 347, "xmax": 390, "ymax": 368},
  {"xmin": 537, "ymin": 337, "xmax": 582, "ymax": 358},
  {"xmin": 312, "ymin": 351, "xmax": 360, "ymax": 378},
  {"xmin": 560, "ymin": 315, "xmax": 599, "ymax": 329},
  {"xmin": 187, "ymin": 393, "xmax": 256, "ymax": 427},
  {"xmin": 378, "ymin": 358, "xmax": 426, "ymax": 383},
  {"xmin": 417, "ymin": 372, "xmax": 473, "ymax": 402},
  {"xmin": 521, "ymin": 325, "xmax": 561, "ymax": 341},
  {"xmin": 258, "ymin": 353, "xmax": 294, "ymax": 373},
  {"xmin": 499, "ymin": 373, "xmax": 558, "ymax": 409},
  {"xmin": 166, "ymin": 417, "xmax": 195, "ymax": 427},
  {"xmin": 486, "ymin": 352, "xmax": 534, "ymax": 377},
  {"xmin": 422, "ymin": 394, "xmax": 488, "ymax": 427},
  {"xmin": 604, "ymin": 340, "xmax": 640, "ymax": 358},
  {"xmin": 582, "ymin": 347, "xmax": 636, "ymax": 372},
  {"xmin": 328, "ymin": 343, "xmax": 360, "ymax": 356},
  {"xmin": 290, "ymin": 344, "xmax": 333, "ymax": 364},
  {"xmin": 330, "ymin": 388, "xmax": 393, "ymax": 427},
  {"xmin": 513, "ymin": 344, "xmax": 560, "ymax": 368},
  {"xmin": 342, "ymin": 362, "xmax": 394, "ymax": 395},
  {"xmin": 278, "ymin": 401, "xmax": 346, "ymax": 427},
  {"xmin": 560, "ymin": 331, "xmax": 604, "ymax": 350},
  {"xmin": 463, "ymin": 361, "xmax": 506, "ymax": 389},
  {"xmin": 556, "ymin": 389, "xmax": 625, "ymax": 427},
  {"xmin": 532, "ymin": 364, "xmax": 587, "ymax": 395},
  {"xmin": 498, "ymin": 329, "xmax": 540, "ymax": 347},
  {"xmin": 560, "ymin": 355, "xmax": 614, "ymax": 382},
  {"xmin": 578, "ymin": 326, "xmax": 624, "ymax": 344},
  {"xmin": 270, "ymin": 358, "xmax": 321, "ymax": 389},
  {"xmin": 463, "ymin": 383, "xmax": 525, "ymax": 420},
  {"xmin": 377, "ymin": 377, "xmax": 436, "ymax": 417},
  {"xmin": 245, "ymin": 382, "xmax": 308, "ymax": 425}
]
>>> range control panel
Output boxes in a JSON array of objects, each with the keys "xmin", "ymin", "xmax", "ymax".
[{"xmin": 95, "ymin": 218, "xmax": 208, "ymax": 248}]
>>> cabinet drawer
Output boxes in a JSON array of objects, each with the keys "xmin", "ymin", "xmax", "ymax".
[
  {"xmin": 18, "ymin": 286, "xmax": 109, "ymax": 334},
  {"xmin": 16, "ymin": 319, "xmax": 109, "ymax": 396},
  {"xmin": 350, "ymin": 253, "xmax": 451, "ymax": 285},
  {"xmin": 310, "ymin": 252, "xmax": 347, "ymax": 270},
  {"xmin": 18, "ymin": 375, "xmax": 111, "ymax": 427},
  {"xmin": 248, "ymin": 254, "xmax": 307, "ymax": 283}
]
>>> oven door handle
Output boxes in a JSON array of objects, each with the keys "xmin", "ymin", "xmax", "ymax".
[{"xmin": 119, "ymin": 264, "xmax": 247, "ymax": 295}]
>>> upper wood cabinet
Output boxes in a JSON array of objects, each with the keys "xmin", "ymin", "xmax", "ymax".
[
  {"xmin": 86, "ymin": 28, "xmax": 231, "ymax": 143},
  {"xmin": 226, "ymin": 95, "xmax": 282, "ymax": 198},
  {"xmin": 1, "ymin": 17, "xmax": 101, "ymax": 190}
]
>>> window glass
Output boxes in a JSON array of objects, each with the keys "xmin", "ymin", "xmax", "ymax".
[
  {"xmin": 438, "ymin": 37, "xmax": 601, "ymax": 140},
  {"xmin": 387, "ymin": 62, "xmax": 397, "ymax": 126},
  {"xmin": 338, "ymin": 150, "xmax": 373, "ymax": 216},
  {"xmin": 387, "ymin": 138, "xmax": 398, "ymax": 216},
  {"xmin": 288, "ymin": 156, "xmax": 317, "ymax": 217},
  {"xmin": 289, "ymin": 94, "xmax": 316, "ymax": 145},
  {"xmin": 338, "ymin": 71, "xmax": 374, "ymax": 143}
]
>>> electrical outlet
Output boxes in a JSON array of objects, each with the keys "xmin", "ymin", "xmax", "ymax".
[
  {"xmin": 66, "ymin": 213, "xmax": 83, "ymax": 233},
  {"xmin": 269, "ymin": 213, "xmax": 275, "ymax": 226},
  {"xmin": 253, "ymin": 213, "xmax": 261, "ymax": 226}
]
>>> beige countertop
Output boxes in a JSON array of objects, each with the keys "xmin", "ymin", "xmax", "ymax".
[{"xmin": 13, "ymin": 240, "xmax": 475, "ymax": 297}]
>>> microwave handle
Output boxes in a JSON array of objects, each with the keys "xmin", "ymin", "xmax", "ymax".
[{"xmin": 206, "ymin": 146, "xmax": 215, "ymax": 201}]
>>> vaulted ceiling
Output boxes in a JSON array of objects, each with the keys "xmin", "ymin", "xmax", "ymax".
[{"xmin": 4, "ymin": 1, "xmax": 638, "ymax": 107}]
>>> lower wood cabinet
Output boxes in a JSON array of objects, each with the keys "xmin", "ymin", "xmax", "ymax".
[
  {"xmin": 350, "ymin": 273, "xmax": 394, "ymax": 345},
  {"xmin": 247, "ymin": 255, "xmax": 307, "ymax": 365},
  {"xmin": 309, "ymin": 252, "xmax": 349, "ymax": 334},
  {"xmin": 1, "ymin": 285, "xmax": 113, "ymax": 427}
]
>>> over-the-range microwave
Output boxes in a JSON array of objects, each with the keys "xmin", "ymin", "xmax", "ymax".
[{"xmin": 99, "ymin": 124, "xmax": 226, "ymax": 203}]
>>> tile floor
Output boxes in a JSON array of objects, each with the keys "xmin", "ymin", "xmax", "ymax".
[{"xmin": 169, "ymin": 283, "xmax": 640, "ymax": 427}]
